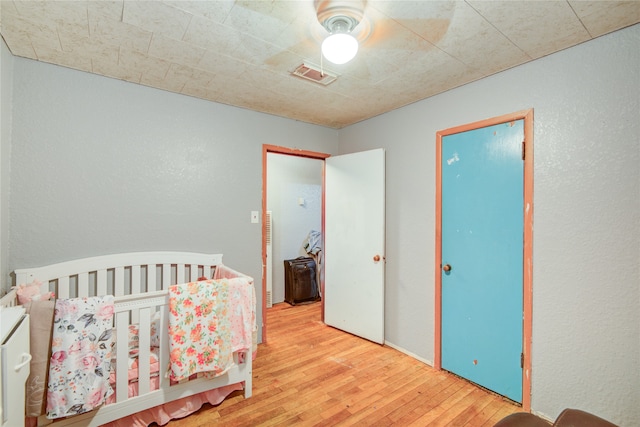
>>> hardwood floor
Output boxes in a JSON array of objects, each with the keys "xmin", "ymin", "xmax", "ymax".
[{"xmin": 166, "ymin": 302, "xmax": 521, "ymax": 426}]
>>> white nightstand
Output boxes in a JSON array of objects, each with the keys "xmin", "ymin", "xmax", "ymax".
[{"xmin": 1, "ymin": 306, "xmax": 31, "ymax": 427}]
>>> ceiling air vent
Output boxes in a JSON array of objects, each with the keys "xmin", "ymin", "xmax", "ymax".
[{"xmin": 291, "ymin": 63, "xmax": 337, "ymax": 86}]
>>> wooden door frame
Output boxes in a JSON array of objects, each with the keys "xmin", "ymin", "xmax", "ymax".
[
  {"xmin": 261, "ymin": 144, "xmax": 331, "ymax": 343},
  {"xmin": 434, "ymin": 109, "xmax": 534, "ymax": 410}
]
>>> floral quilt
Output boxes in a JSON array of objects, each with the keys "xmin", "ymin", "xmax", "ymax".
[
  {"xmin": 168, "ymin": 280, "xmax": 234, "ymax": 382},
  {"xmin": 46, "ymin": 296, "xmax": 115, "ymax": 419}
]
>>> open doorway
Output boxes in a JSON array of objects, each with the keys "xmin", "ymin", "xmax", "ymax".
[
  {"xmin": 261, "ymin": 145, "xmax": 330, "ymax": 343},
  {"xmin": 262, "ymin": 145, "xmax": 386, "ymax": 344},
  {"xmin": 266, "ymin": 154, "xmax": 323, "ymax": 305}
]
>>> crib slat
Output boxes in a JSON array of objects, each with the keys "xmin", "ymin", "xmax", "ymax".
[
  {"xmin": 147, "ymin": 265, "xmax": 157, "ymax": 292},
  {"xmin": 138, "ymin": 307, "xmax": 151, "ymax": 396},
  {"xmin": 190, "ymin": 264, "xmax": 198, "ymax": 282},
  {"xmin": 131, "ymin": 266, "xmax": 141, "ymax": 295},
  {"xmin": 78, "ymin": 272, "xmax": 89, "ymax": 298},
  {"xmin": 57, "ymin": 276, "xmax": 70, "ymax": 298},
  {"xmin": 162, "ymin": 264, "xmax": 171, "ymax": 289},
  {"xmin": 114, "ymin": 266, "xmax": 124, "ymax": 296},
  {"xmin": 177, "ymin": 264, "xmax": 185, "ymax": 285},
  {"xmin": 158, "ymin": 305, "xmax": 171, "ymax": 390},
  {"xmin": 131, "ymin": 266, "xmax": 141, "ymax": 324},
  {"xmin": 97, "ymin": 269, "xmax": 107, "ymax": 295},
  {"xmin": 115, "ymin": 311, "xmax": 129, "ymax": 403}
]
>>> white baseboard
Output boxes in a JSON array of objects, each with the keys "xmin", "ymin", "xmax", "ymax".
[
  {"xmin": 531, "ymin": 410, "xmax": 554, "ymax": 422},
  {"xmin": 383, "ymin": 341, "xmax": 556, "ymax": 422},
  {"xmin": 384, "ymin": 341, "xmax": 434, "ymax": 367}
]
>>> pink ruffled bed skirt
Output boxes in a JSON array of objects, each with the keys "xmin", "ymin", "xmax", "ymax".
[
  {"xmin": 101, "ymin": 383, "xmax": 243, "ymax": 427},
  {"xmin": 25, "ymin": 382, "xmax": 243, "ymax": 427}
]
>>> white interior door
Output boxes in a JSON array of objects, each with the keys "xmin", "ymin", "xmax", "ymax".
[{"xmin": 324, "ymin": 148, "xmax": 385, "ymax": 344}]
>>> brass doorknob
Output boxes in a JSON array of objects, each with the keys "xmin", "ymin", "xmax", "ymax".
[
  {"xmin": 373, "ymin": 255, "xmax": 381, "ymax": 262},
  {"xmin": 442, "ymin": 264, "xmax": 452, "ymax": 272}
]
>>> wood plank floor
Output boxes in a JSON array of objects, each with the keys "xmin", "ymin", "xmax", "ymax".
[{"xmin": 165, "ymin": 302, "xmax": 521, "ymax": 426}]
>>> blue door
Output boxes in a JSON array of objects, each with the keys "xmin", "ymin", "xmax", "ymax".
[{"xmin": 441, "ymin": 120, "xmax": 524, "ymax": 402}]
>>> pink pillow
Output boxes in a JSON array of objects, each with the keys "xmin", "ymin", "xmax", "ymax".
[{"xmin": 16, "ymin": 280, "xmax": 54, "ymax": 304}]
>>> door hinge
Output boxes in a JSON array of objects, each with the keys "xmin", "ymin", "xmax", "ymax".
[
  {"xmin": 521, "ymin": 140, "xmax": 526, "ymax": 161},
  {"xmin": 521, "ymin": 352, "xmax": 524, "ymax": 368}
]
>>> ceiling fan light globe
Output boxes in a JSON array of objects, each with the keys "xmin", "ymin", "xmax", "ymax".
[{"xmin": 322, "ymin": 33, "xmax": 358, "ymax": 64}]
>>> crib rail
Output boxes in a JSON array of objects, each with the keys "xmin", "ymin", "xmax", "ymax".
[
  {"xmin": 0, "ymin": 288, "xmax": 18, "ymax": 308},
  {"xmin": 13, "ymin": 252, "xmax": 224, "ymax": 299}
]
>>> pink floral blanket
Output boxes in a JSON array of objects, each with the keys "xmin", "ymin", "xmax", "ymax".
[
  {"xmin": 168, "ymin": 280, "xmax": 233, "ymax": 381},
  {"xmin": 168, "ymin": 276, "xmax": 255, "ymax": 382},
  {"xmin": 46, "ymin": 296, "xmax": 115, "ymax": 419},
  {"xmin": 213, "ymin": 265, "xmax": 257, "ymax": 354}
]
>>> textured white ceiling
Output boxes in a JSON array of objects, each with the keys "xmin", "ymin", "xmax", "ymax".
[{"xmin": 1, "ymin": 1, "xmax": 639, "ymax": 128}]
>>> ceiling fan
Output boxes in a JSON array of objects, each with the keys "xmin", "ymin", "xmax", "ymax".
[
  {"xmin": 237, "ymin": 0, "xmax": 452, "ymax": 84},
  {"xmin": 310, "ymin": 0, "xmax": 451, "ymax": 76},
  {"xmin": 315, "ymin": 0, "xmax": 367, "ymax": 64}
]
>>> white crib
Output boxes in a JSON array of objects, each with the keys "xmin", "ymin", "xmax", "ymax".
[{"xmin": 0, "ymin": 251, "xmax": 254, "ymax": 427}]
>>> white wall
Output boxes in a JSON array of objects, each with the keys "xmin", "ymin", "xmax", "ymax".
[
  {"xmin": 266, "ymin": 153, "xmax": 323, "ymax": 304},
  {"xmin": 8, "ymin": 58, "xmax": 339, "ymax": 340},
  {"xmin": 0, "ymin": 38, "xmax": 14, "ymax": 293},
  {"xmin": 339, "ymin": 25, "xmax": 640, "ymax": 425}
]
